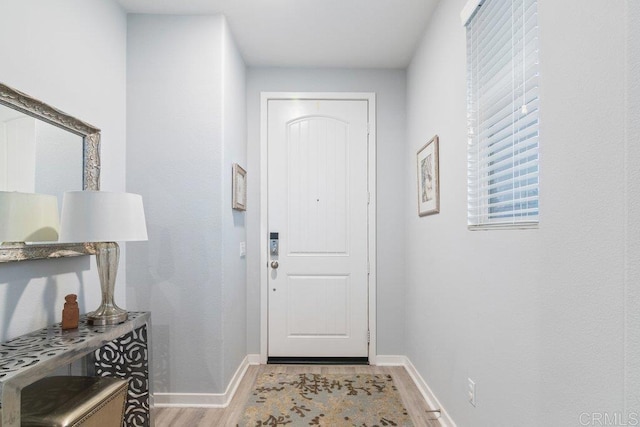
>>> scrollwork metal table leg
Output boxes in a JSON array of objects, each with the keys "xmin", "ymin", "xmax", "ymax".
[{"xmin": 94, "ymin": 325, "xmax": 150, "ymax": 427}]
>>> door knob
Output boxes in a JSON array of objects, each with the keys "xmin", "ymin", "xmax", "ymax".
[{"xmin": 271, "ymin": 261, "xmax": 279, "ymax": 269}]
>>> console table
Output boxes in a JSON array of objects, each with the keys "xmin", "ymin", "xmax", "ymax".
[{"xmin": 0, "ymin": 312, "xmax": 152, "ymax": 427}]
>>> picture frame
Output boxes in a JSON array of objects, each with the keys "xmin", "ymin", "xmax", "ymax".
[
  {"xmin": 417, "ymin": 135, "xmax": 440, "ymax": 216},
  {"xmin": 232, "ymin": 163, "xmax": 247, "ymax": 211}
]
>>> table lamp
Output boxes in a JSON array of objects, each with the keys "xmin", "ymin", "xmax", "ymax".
[
  {"xmin": 0, "ymin": 191, "xmax": 60, "ymax": 244},
  {"xmin": 60, "ymin": 190, "xmax": 148, "ymax": 325}
]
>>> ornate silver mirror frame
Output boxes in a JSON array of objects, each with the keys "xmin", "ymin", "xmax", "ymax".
[{"xmin": 0, "ymin": 82, "xmax": 100, "ymax": 262}]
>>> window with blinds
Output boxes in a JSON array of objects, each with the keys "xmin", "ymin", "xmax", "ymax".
[{"xmin": 465, "ymin": 0, "xmax": 540, "ymax": 229}]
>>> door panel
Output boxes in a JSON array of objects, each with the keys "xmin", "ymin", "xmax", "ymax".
[
  {"xmin": 268, "ymin": 99, "xmax": 369, "ymax": 358},
  {"xmin": 286, "ymin": 275, "xmax": 349, "ymax": 336},
  {"xmin": 287, "ymin": 117, "xmax": 349, "ymax": 255}
]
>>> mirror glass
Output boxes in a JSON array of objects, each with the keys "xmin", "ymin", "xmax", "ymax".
[{"xmin": 0, "ymin": 104, "xmax": 83, "ymax": 209}]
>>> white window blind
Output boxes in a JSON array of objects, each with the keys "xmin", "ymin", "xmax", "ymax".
[{"xmin": 466, "ymin": 0, "xmax": 540, "ymax": 228}]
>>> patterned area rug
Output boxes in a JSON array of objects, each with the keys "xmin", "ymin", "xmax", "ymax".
[{"xmin": 238, "ymin": 372, "xmax": 414, "ymax": 426}]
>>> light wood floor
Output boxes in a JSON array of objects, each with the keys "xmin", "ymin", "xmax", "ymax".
[{"xmin": 154, "ymin": 364, "xmax": 440, "ymax": 426}]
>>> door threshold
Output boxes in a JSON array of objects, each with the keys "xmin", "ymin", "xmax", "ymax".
[{"xmin": 267, "ymin": 357, "xmax": 369, "ymax": 365}]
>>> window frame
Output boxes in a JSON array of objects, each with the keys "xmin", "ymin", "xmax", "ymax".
[{"xmin": 463, "ymin": 0, "xmax": 540, "ymax": 230}]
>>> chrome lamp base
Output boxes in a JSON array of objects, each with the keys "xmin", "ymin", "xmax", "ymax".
[
  {"xmin": 87, "ymin": 242, "xmax": 128, "ymax": 326},
  {"xmin": 87, "ymin": 307, "xmax": 128, "ymax": 326}
]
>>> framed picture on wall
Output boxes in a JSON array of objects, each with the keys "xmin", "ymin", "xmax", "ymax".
[
  {"xmin": 417, "ymin": 135, "xmax": 440, "ymax": 216},
  {"xmin": 232, "ymin": 163, "xmax": 247, "ymax": 211}
]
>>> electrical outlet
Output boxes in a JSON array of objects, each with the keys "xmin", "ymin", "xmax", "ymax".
[{"xmin": 467, "ymin": 378, "xmax": 476, "ymax": 407}]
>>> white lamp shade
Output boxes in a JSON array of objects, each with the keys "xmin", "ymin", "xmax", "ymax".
[
  {"xmin": 0, "ymin": 191, "xmax": 60, "ymax": 242},
  {"xmin": 59, "ymin": 191, "xmax": 148, "ymax": 243}
]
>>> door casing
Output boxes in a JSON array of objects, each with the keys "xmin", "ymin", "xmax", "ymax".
[{"xmin": 259, "ymin": 92, "xmax": 377, "ymax": 364}]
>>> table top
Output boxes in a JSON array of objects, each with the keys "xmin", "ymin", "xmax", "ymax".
[{"xmin": 0, "ymin": 312, "xmax": 150, "ymax": 387}]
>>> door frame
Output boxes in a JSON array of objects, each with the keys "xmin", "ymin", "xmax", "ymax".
[{"xmin": 259, "ymin": 92, "xmax": 377, "ymax": 364}]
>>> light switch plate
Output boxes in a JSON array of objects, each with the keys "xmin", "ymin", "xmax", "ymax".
[{"xmin": 240, "ymin": 242, "xmax": 246, "ymax": 257}]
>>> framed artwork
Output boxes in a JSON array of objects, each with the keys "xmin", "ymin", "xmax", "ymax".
[
  {"xmin": 417, "ymin": 135, "xmax": 440, "ymax": 216},
  {"xmin": 232, "ymin": 163, "xmax": 247, "ymax": 211}
]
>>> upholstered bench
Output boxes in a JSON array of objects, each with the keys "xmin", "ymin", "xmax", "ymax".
[{"xmin": 20, "ymin": 376, "xmax": 128, "ymax": 427}]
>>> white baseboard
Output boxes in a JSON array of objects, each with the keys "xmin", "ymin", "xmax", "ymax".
[
  {"xmin": 154, "ymin": 354, "xmax": 260, "ymax": 408},
  {"xmin": 247, "ymin": 353, "xmax": 261, "ymax": 364},
  {"xmin": 376, "ymin": 355, "xmax": 456, "ymax": 427},
  {"xmin": 375, "ymin": 355, "xmax": 407, "ymax": 366}
]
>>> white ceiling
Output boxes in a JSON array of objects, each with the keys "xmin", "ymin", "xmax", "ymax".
[{"xmin": 115, "ymin": 0, "xmax": 439, "ymax": 68}]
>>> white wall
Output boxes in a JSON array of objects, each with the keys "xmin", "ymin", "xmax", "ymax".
[
  {"xmin": 221, "ymin": 18, "xmax": 248, "ymax": 388},
  {"xmin": 0, "ymin": 0, "xmax": 126, "ymax": 341},
  {"xmin": 126, "ymin": 14, "xmax": 247, "ymax": 395},
  {"xmin": 405, "ymin": 0, "xmax": 634, "ymax": 425},
  {"xmin": 246, "ymin": 68, "xmax": 407, "ymax": 356},
  {"xmin": 625, "ymin": 0, "xmax": 640, "ymax": 416}
]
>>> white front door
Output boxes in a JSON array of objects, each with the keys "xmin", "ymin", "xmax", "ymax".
[{"xmin": 267, "ymin": 98, "xmax": 370, "ymax": 358}]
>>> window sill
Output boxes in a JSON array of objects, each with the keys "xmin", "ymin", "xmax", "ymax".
[{"xmin": 468, "ymin": 222, "xmax": 539, "ymax": 231}]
